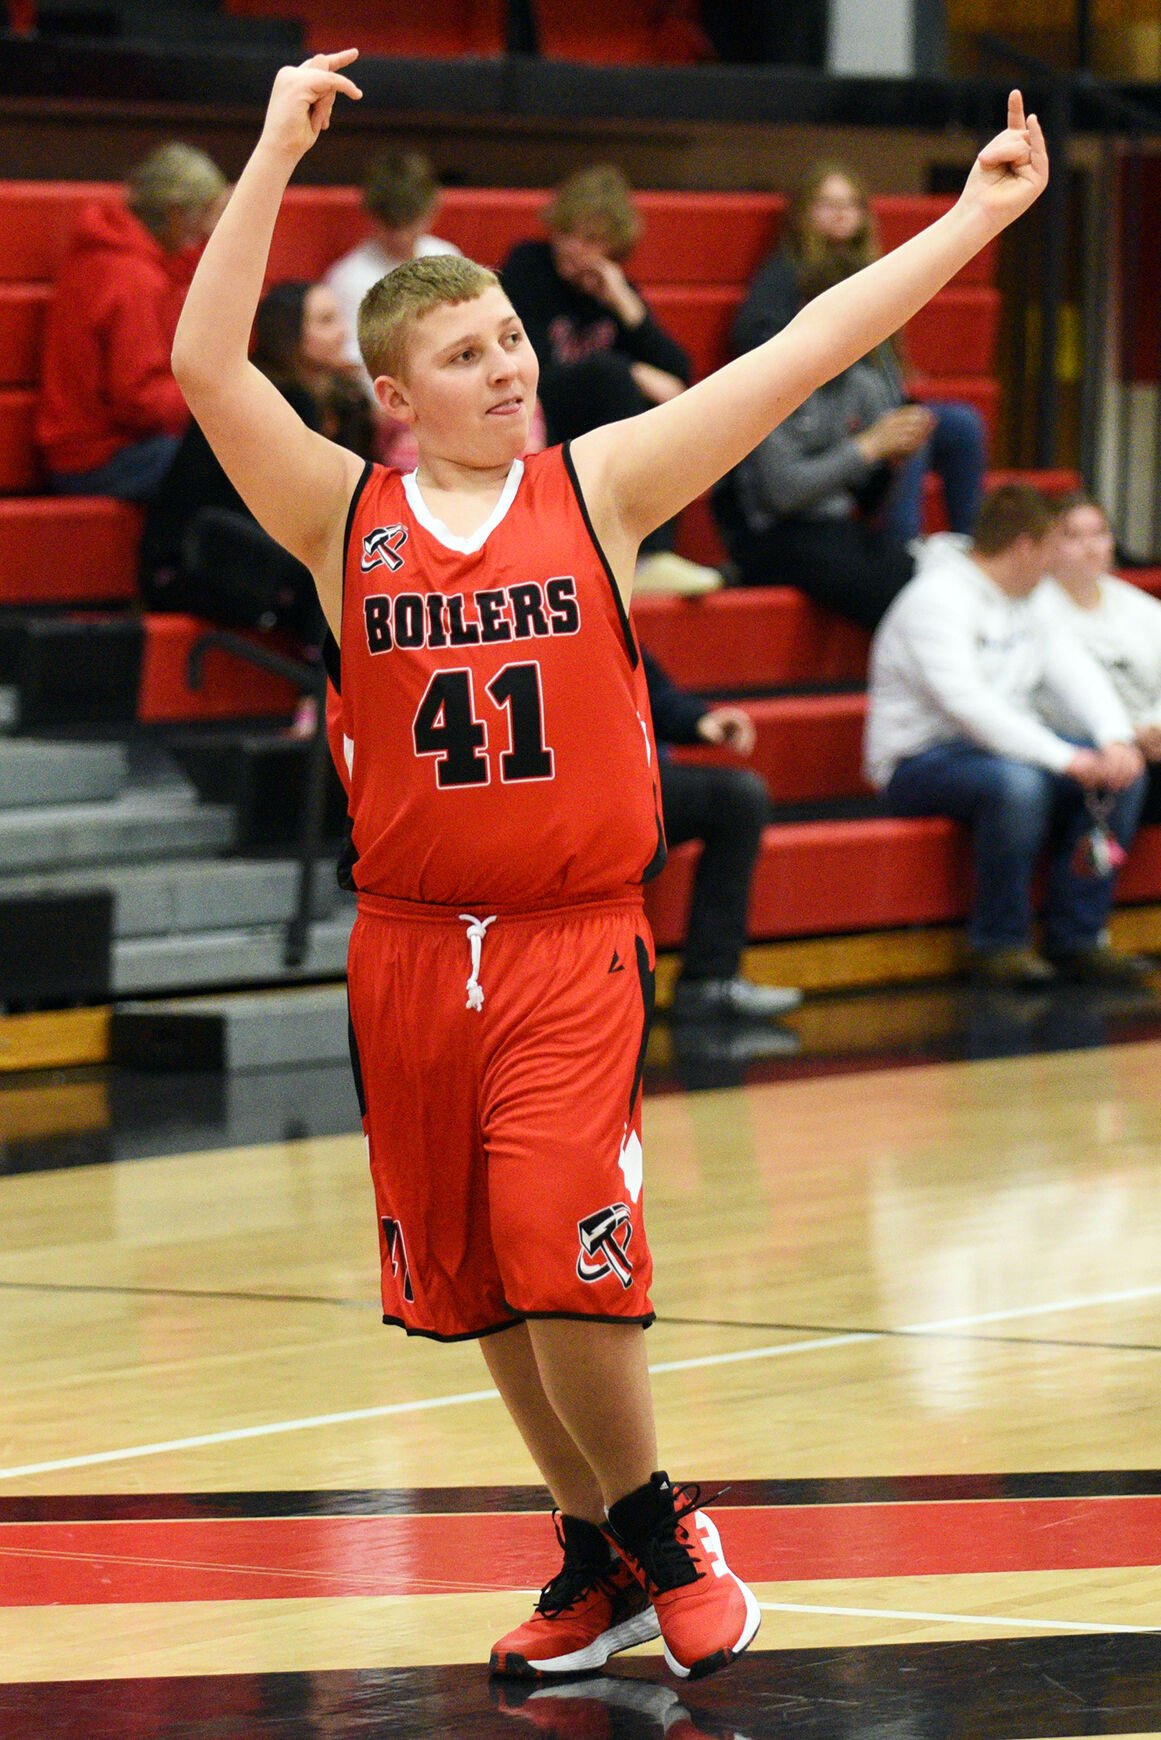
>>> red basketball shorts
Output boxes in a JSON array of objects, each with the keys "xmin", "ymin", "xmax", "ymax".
[{"xmin": 347, "ymin": 890, "xmax": 656, "ymax": 1341}]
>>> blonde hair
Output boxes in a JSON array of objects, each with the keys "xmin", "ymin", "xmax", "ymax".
[
  {"xmin": 542, "ymin": 163, "xmax": 641, "ymax": 261},
  {"xmin": 127, "ymin": 142, "xmax": 226, "ymax": 236},
  {"xmin": 358, "ymin": 254, "xmax": 500, "ymax": 379}
]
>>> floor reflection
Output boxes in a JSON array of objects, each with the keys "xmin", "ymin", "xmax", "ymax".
[{"xmin": 5, "ymin": 1633, "xmax": 1161, "ymax": 1740}]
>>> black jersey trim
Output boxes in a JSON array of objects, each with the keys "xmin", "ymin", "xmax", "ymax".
[
  {"xmin": 506, "ymin": 1307, "xmax": 656, "ymax": 1329},
  {"xmin": 639, "ymin": 790, "xmax": 668, "ymax": 883},
  {"xmin": 341, "ymin": 457, "xmax": 375, "ymax": 623},
  {"xmin": 381, "ymin": 1313, "xmax": 524, "ymax": 1343},
  {"xmin": 562, "ymin": 440, "xmax": 639, "ymax": 670},
  {"xmin": 629, "ymin": 932, "xmax": 656, "ymax": 1120},
  {"xmin": 346, "ymin": 993, "xmax": 367, "ymax": 1119},
  {"xmin": 322, "ymin": 628, "xmax": 341, "ymax": 695}
]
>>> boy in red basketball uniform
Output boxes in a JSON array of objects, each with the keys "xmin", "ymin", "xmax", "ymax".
[{"xmin": 174, "ymin": 55, "xmax": 1046, "ymax": 1682}]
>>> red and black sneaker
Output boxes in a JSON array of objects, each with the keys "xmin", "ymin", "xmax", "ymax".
[
  {"xmin": 489, "ymin": 1512, "xmax": 660, "ymax": 1679},
  {"xmin": 605, "ymin": 1472, "xmax": 760, "ymax": 1681}
]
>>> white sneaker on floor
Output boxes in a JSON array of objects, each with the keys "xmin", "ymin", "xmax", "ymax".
[
  {"xmin": 634, "ymin": 552, "xmax": 723, "ymax": 596},
  {"xmin": 671, "ymin": 977, "xmax": 803, "ymax": 1021}
]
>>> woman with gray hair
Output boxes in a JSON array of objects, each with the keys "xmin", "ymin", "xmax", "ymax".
[{"xmin": 37, "ymin": 140, "xmax": 227, "ymax": 501}]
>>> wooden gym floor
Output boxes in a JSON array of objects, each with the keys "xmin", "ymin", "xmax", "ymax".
[{"xmin": 2, "ymin": 980, "xmax": 1161, "ymax": 1737}]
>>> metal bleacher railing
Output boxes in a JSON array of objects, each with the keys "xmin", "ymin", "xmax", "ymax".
[
  {"xmin": 187, "ymin": 631, "xmax": 331, "ymax": 969},
  {"xmin": 980, "ymin": 32, "xmax": 1161, "ymax": 560}
]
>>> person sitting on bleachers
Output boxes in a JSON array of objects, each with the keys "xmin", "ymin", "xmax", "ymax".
[
  {"xmin": 644, "ymin": 650, "xmax": 801, "ymax": 1020},
  {"xmin": 1042, "ymin": 492, "xmax": 1161, "ymax": 828},
  {"xmin": 502, "ymin": 163, "xmax": 719, "ymax": 595},
  {"xmin": 865, "ymin": 485, "xmax": 1150, "ymax": 988},
  {"xmin": 141, "ymin": 279, "xmax": 373, "ymax": 651},
  {"xmin": 323, "ymin": 147, "xmax": 461, "ymax": 384},
  {"xmin": 732, "ymin": 158, "xmax": 987, "ymax": 546},
  {"xmin": 36, "ymin": 141, "xmax": 227, "ymax": 502},
  {"xmin": 714, "ymin": 251, "xmax": 921, "ymax": 628}
]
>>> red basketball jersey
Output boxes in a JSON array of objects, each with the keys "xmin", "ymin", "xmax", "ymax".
[{"xmin": 337, "ymin": 444, "xmax": 665, "ymax": 907}]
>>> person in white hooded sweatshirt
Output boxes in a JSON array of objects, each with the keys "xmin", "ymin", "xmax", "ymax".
[
  {"xmin": 1041, "ymin": 493, "xmax": 1161, "ymax": 829},
  {"xmin": 865, "ymin": 484, "xmax": 1150, "ymax": 987}
]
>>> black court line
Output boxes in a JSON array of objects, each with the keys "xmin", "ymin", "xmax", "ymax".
[
  {"xmin": 2, "ymin": 1278, "xmax": 1158, "ymax": 1359},
  {"xmin": 3, "ymin": 1634, "xmax": 1161, "ymax": 1738},
  {"xmin": 0, "ymin": 1278, "xmax": 380, "ymax": 1310},
  {"xmin": 5, "ymin": 1470, "xmax": 1161, "ymax": 1521},
  {"xmin": 661, "ymin": 1312, "xmax": 1161, "ymax": 1357}
]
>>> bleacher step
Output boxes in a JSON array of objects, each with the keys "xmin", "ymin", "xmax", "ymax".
[
  {"xmin": 112, "ymin": 913, "xmax": 354, "ymax": 996},
  {"xmin": 0, "ymin": 739, "xmax": 128, "ymax": 808},
  {"xmin": 111, "ymin": 983, "xmax": 351, "ymax": 1071},
  {"xmin": 0, "ymin": 792, "xmax": 234, "ymax": 874},
  {"xmin": 0, "ymin": 857, "xmax": 342, "ymax": 938}
]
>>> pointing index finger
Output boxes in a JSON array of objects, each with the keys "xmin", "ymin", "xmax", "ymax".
[{"xmin": 1008, "ymin": 88, "xmax": 1026, "ymax": 131}]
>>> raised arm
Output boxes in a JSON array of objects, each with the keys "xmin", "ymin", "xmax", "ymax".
[
  {"xmin": 171, "ymin": 52, "xmax": 364, "ymax": 635},
  {"xmin": 572, "ymin": 93, "xmax": 1048, "ymax": 583}
]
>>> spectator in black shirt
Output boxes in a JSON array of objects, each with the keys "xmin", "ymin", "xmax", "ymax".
[
  {"xmin": 142, "ymin": 278, "xmax": 374, "ymax": 647},
  {"xmin": 502, "ymin": 165, "xmax": 720, "ymax": 595},
  {"xmin": 644, "ymin": 650, "xmax": 801, "ymax": 1020}
]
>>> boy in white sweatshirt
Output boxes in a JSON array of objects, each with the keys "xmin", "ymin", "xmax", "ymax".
[{"xmin": 865, "ymin": 485, "xmax": 1148, "ymax": 986}]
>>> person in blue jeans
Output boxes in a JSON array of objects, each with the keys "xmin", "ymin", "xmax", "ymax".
[{"xmin": 864, "ymin": 485, "xmax": 1151, "ymax": 988}]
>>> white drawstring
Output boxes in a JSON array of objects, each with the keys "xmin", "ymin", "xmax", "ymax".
[{"xmin": 458, "ymin": 913, "xmax": 497, "ymax": 1012}]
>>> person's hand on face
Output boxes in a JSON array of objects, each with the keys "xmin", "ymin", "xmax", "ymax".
[{"xmin": 553, "ymin": 233, "xmax": 644, "ymax": 326}]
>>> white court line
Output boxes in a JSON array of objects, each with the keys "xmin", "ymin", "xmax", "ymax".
[
  {"xmin": 901, "ymin": 1283, "xmax": 1161, "ymax": 1334},
  {"xmin": 759, "ymin": 1599, "xmax": 1157, "ymax": 1634},
  {"xmin": 2, "ymin": 1283, "xmax": 1159, "ymax": 1482}
]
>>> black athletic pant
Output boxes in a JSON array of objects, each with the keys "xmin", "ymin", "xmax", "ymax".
[
  {"xmin": 729, "ymin": 517, "xmax": 914, "ymax": 631},
  {"xmin": 659, "ymin": 759, "xmax": 769, "ymax": 982}
]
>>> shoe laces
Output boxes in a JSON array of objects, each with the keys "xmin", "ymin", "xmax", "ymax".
[
  {"xmin": 636, "ymin": 1481, "xmax": 721, "ymax": 1592},
  {"xmin": 535, "ymin": 1512, "xmax": 620, "ymax": 1618}
]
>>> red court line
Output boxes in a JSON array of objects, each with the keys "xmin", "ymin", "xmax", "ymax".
[{"xmin": 3, "ymin": 1496, "xmax": 1160, "ymax": 1607}]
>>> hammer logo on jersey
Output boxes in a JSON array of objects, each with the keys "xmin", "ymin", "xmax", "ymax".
[
  {"xmin": 577, "ymin": 1202, "xmax": 634, "ymax": 1289},
  {"xmin": 361, "ymin": 524, "xmax": 409, "ymax": 573},
  {"xmin": 381, "ymin": 1215, "xmax": 415, "ymax": 1303}
]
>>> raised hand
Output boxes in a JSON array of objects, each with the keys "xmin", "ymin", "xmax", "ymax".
[
  {"xmin": 959, "ymin": 89, "xmax": 1049, "ymax": 233},
  {"xmin": 260, "ymin": 50, "xmax": 363, "ymax": 165}
]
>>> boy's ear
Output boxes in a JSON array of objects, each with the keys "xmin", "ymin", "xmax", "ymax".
[{"xmin": 375, "ymin": 372, "xmax": 416, "ymax": 425}]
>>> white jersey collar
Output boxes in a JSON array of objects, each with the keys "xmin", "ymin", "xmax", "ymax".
[{"xmin": 402, "ymin": 459, "xmax": 524, "ymax": 555}]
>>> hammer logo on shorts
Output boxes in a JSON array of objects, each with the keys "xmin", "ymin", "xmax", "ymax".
[
  {"xmin": 576, "ymin": 1202, "xmax": 634, "ymax": 1289},
  {"xmin": 381, "ymin": 1216, "xmax": 415, "ymax": 1304}
]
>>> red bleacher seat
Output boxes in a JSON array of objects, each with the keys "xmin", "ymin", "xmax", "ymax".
[
  {"xmin": 672, "ymin": 692, "xmax": 870, "ymax": 803},
  {"xmin": 632, "ymin": 589, "xmax": 871, "ymax": 691},
  {"xmin": 0, "ymin": 284, "xmax": 49, "ymax": 386},
  {"xmin": 646, "ymin": 819, "xmax": 1161, "ymax": 949},
  {"xmin": 905, "ymin": 286, "xmax": 1000, "ymax": 378},
  {"xmin": 0, "ymin": 388, "xmax": 39, "ymax": 492},
  {"xmin": 0, "ymin": 182, "xmax": 112, "ymax": 281},
  {"xmin": 223, "ymin": 0, "xmax": 506, "ymax": 57},
  {"xmin": 0, "ymin": 498, "xmax": 140, "ymax": 605},
  {"xmin": 137, "ymin": 614, "xmax": 299, "ymax": 723},
  {"xmin": 533, "ymin": 0, "xmax": 709, "ymax": 63}
]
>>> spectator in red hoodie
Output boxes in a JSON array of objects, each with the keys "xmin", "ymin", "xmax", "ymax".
[{"xmin": 36, "ymin": 141, "xmax": 228, "ymax": 501}]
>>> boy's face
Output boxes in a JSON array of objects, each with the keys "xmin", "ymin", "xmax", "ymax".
[
  {"xmin": 377, "ymin": 286, "xmax": 538, "ymax": 466},
  {"xmin": 1005, "ymin": 531, "xmax": 1054, "ymax": 595}
]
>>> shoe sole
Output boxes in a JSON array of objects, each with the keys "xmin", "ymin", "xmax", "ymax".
[
  {"xmin": 662, "ymin": 1579, "xmax": 761, "ymax": 1680},
  {"xmin": 489, "ymin": 1606, "xmax": 660, "ymax": 1679}
]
